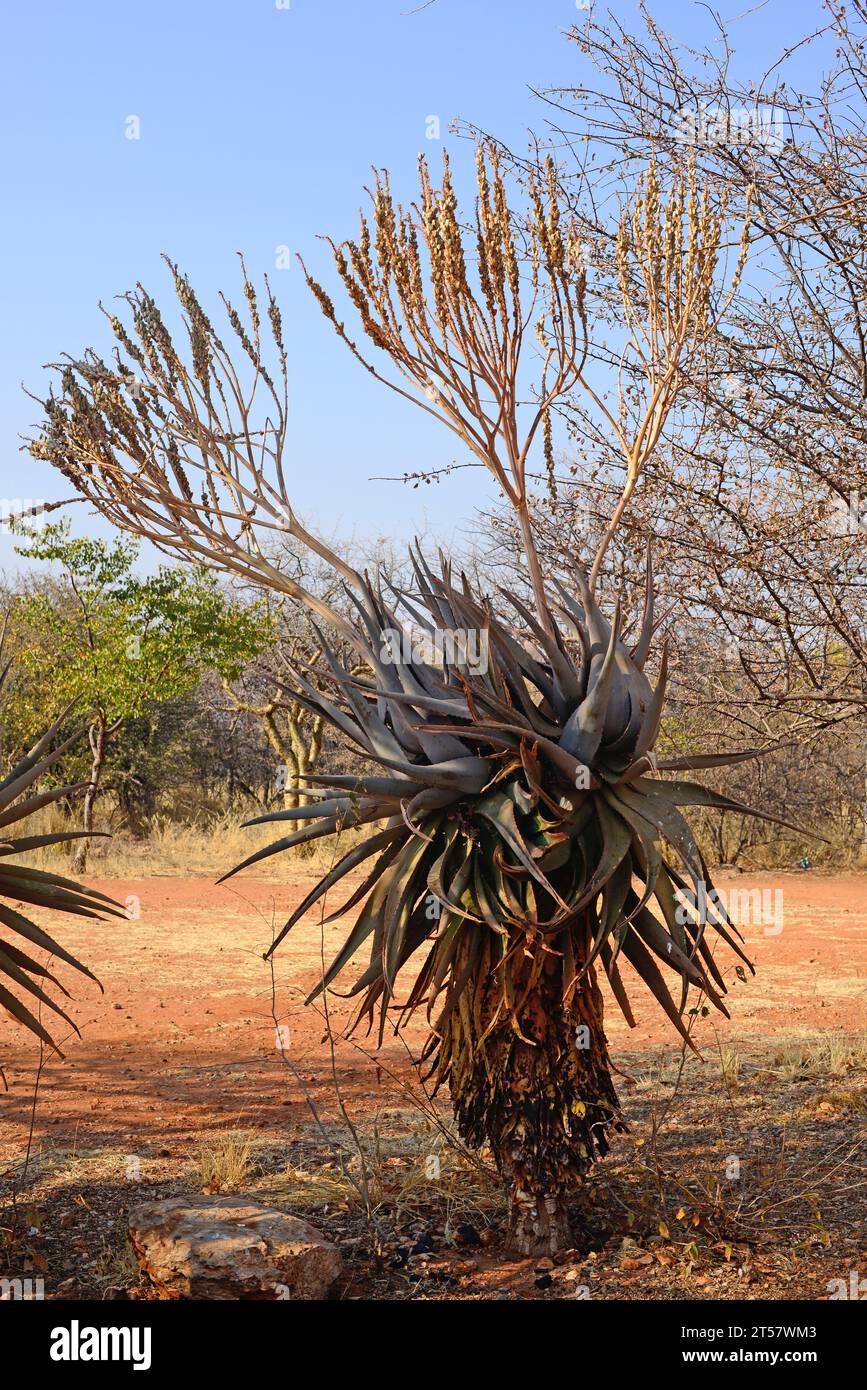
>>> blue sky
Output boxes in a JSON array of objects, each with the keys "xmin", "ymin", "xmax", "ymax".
[{"xmin": 0, "ymin": 0, "xmax": 828, "ymax": 573}]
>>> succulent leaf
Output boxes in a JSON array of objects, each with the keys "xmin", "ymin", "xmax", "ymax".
[{"xmin": 228, "ymin": 549, "xmax": 788, "ymax": 1081}]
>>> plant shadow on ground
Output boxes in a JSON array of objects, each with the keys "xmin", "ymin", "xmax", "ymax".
[{"xmin": 1, "ymin": 1036, "xmax": 864, "ymax": 1301}]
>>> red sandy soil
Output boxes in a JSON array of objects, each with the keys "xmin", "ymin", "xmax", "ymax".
[{"xmin": 1, "ymin": 869, "xmax": 865, "ymax": 1300}]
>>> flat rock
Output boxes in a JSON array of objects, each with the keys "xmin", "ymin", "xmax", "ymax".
[{"xmin": 128, "ymin": 1195, "xmax": 343, "ymax": 1300}]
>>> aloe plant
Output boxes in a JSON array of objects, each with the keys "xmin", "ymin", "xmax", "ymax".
[
  {"xmin": 217, "ymin": 548, "xmax": 800, "ymax": 1252},
  {"xmin": 31, "ymin": 146, "xmax": 772, "ymax": 1252},
  {"xmin": 0, "ymin": 698, "xmax": 123, "ymax": 1056}
]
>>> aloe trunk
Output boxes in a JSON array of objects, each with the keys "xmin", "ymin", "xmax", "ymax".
[{"xmin": 440, "ymin": 918, "xmax": 620, "ymax": 1254}]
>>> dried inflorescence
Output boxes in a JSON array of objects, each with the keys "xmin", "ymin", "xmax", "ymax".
[
  {"xmin": 300, "ymin": 146, "xmax": 589, "ymax": 510},
  {"xmin": 29, "ymin": 147, "xmax": 746, "ymax": 637},
  {"xmin": 28, "ymin": 255, "xmax": 368, "ymax": 641},
  {"xmin": 615, "ymin": 153, "xmax": 751, "ymax": 371},
  {"xmin": 302, "ymin": 146, "xmax": 749, "ymax": 605}
]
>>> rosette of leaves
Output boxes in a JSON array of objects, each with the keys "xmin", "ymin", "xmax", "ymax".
[
  {"xmin": 0, "ymin": 704, "xmax": 124, "ymax": 1056},
  {"xmin": 223, "ymin": 548, "xmax": 797, "ymax": 1253}
]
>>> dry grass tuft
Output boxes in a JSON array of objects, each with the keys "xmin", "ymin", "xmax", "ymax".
[
  {"xmin": 718, "ymin": 1046, "xmax": 741, "ymax": 1089},
  {"xmin": 773, "ymin": 1032, "xmax": 867, "ymax": 1082},
  {"xmin": 193, "ymin": 1131, "xmax": 256, "ymax": 1194},
  {"xmin": 92, "ymin": 1237, "xmax": 142, "ymax": 1294},
  {"xmin": 21, "ymin": 807, "xmax": 366, "ymax": 879},
  {"xmin": 255, "ymin": 1107, "xmax": 501, "ymax": 1229}
]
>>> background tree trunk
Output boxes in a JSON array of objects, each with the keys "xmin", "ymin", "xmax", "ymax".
[
  {"xmin": 71, "ymin": 712, "xmax": 108, "ymax": 874},
  {"xmin": 221, "ymin": 679, "xmax": 324, "ymax": 809}
]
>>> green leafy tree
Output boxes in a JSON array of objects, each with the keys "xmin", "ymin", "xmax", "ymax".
[{"xmin": 10, "ymin": 521, "xmax": 271, "ymax": 869}]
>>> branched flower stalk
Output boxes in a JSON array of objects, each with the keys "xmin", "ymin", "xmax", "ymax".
[
  {"xmin": 29, "ymin": 255, "xmax": 365, "ymax": 647},
  {"xmin": 30, "ymin": 146, "xmax": 779, "ymax": 1255}
]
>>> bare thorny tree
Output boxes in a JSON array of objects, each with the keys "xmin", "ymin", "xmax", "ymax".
[{"xmin": 474, "ymin": 2, "xmax": 867, "ymax": 742}]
